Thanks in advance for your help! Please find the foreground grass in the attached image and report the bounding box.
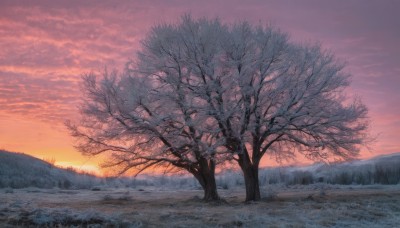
[1,185,400,227]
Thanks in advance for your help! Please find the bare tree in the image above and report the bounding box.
[219,33,369,201]
[214,24,369,201]
[67,68,227,201]
[135,15,370,201]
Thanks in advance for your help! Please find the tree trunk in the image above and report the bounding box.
[243,165,260,201]
[239,154,261,201]
[202,171,220,201]
[193,158,220,201]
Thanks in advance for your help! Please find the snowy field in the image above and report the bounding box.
[1,184,400,227]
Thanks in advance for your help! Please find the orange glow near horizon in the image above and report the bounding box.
[1,1,399,175]
[54,161,102,176]
[0,113,105,175]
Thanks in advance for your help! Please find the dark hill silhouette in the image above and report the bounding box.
[0,150,101,189]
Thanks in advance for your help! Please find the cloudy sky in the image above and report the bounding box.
[0,0,399,174]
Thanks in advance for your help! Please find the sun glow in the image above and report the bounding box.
[55,161,102,176]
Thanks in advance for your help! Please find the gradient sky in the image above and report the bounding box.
[1,0,399,174]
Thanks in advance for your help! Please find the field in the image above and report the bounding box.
[1,185,400,227]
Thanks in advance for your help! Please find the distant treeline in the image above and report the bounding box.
[120,156,400,190]
[217,160,400,189]
[1,150,399,190]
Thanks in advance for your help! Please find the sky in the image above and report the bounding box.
[0,0,399,175]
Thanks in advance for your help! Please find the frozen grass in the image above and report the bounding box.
[1,185,400,227]
[0,202,141,227]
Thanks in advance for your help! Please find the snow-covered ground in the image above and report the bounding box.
[1,184,400,227]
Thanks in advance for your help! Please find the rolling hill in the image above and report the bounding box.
[0,150,102,189]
